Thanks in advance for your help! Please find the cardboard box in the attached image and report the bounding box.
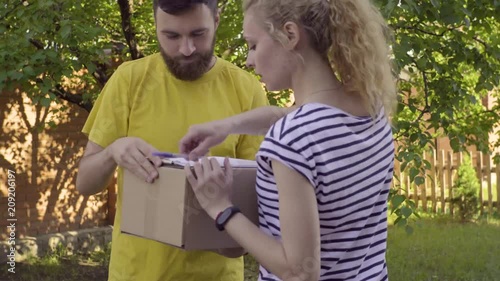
[121,157,259,250]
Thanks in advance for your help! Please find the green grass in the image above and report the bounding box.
[0,243,110,281]
[387,215,500,281]
[2,216,499,281]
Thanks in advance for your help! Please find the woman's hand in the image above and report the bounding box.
[179,120,231,161]
[184,157,234,219]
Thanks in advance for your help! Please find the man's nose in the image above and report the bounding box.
[179,38,195,56]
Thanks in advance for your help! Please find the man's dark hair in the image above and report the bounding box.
[153,0,218,16]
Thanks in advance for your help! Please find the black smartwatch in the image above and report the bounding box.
[215,206,241,231]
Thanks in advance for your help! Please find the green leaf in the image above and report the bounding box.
[61,25,72,39]
[403,0,419,13]
[430,0,441,8]
[394,216,401,226]
[423,159,432,170]
[400,161,408,172]
[23,66,35,76]
[40,97,51,107]
[409,133,419,143]
[397,218,408,227]
[391,194,406,211]
[414,176,425,186]
[409,167,420,182]
[87,62,97,74]
[407,200,416,209]
[401,206,413,218]
[47,121,57,128]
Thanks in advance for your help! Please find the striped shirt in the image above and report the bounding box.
[255,103,394,281]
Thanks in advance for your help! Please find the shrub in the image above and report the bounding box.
[451,154,480,222]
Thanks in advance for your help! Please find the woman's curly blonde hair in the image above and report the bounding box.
[243,0,397,118]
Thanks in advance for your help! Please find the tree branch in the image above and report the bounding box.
[117,0,143,60]
[92,62,109,87]
[422,77,429,107]
[51,84,93,112]
[402,58,431,123]
[33,78,93,112]
[29,38,44,50]
[472,36,490,50]
[393,23,460,37]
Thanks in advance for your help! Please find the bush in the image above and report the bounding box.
[451,154,480,222]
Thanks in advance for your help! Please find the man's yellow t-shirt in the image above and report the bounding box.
[82,53,268,281]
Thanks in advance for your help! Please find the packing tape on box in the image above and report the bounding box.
[144,185,160,237]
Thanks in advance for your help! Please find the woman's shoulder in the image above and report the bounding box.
[264,103,336,142]
[267,102,386,142]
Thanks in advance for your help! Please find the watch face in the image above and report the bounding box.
[218,209,232,223]
[216,206,240,231]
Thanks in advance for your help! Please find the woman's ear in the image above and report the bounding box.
[282,21,300,50]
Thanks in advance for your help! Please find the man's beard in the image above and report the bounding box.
[160,38,216,81]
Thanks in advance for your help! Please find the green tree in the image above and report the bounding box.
[376,0,499,230]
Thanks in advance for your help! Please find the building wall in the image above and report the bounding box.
[0,90,110,240]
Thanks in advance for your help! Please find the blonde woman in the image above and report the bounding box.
[181,0,397,280]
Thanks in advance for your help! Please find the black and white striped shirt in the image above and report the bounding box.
[255,103,394,281]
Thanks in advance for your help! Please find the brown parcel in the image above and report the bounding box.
[121,157,259,250]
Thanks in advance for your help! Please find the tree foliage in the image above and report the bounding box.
[375,0,499,229]
[1,0,499,228]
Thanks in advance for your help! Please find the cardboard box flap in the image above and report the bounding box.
[161,156,257,168]
[122,169,188,247]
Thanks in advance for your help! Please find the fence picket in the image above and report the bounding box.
[430,151,437,213]
[486,155,493,214]
[439,150,446,214]
[422,151,428,212]
[477,152,484,214]
[447,151,454,215]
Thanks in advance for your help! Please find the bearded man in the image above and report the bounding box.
[76,1,268,280]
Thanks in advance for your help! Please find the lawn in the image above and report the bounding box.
[1,215,499,281]
[386,215,500,281]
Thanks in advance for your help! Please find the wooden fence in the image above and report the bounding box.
[393,150,500,215]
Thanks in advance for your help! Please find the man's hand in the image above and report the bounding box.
[179,120,231,161]
[213,247,247,258]
[108,137,163,183]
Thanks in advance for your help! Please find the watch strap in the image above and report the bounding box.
[215,206,241,231]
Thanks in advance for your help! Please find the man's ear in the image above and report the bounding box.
[282,21,300,50]
[214,8,221,29]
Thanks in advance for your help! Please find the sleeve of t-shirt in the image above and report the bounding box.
[235,79,270,160]
[256,123,316,188]
[81,68,130,148]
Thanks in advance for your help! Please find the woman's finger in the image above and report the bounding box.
[184,164,197,187]
[210,158,226,184]
[224,157,232,176]
[201,157,213,175]
[224,157,233,184]
[192,162,203,185]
